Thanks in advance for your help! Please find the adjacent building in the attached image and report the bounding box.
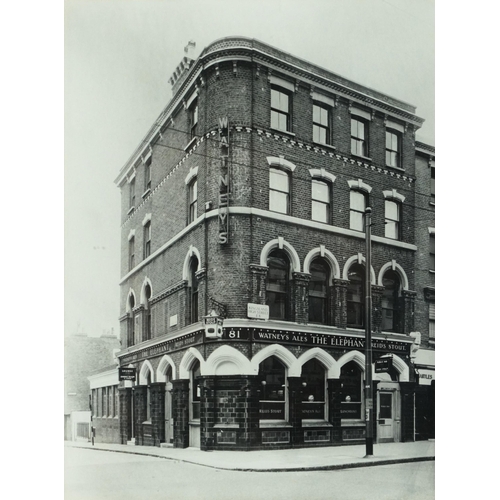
[64,333,120,441]
[114,37,435,450]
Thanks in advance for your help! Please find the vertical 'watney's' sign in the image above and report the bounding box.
[218,117,230,244]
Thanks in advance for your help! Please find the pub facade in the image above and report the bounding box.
[114,37,434,450]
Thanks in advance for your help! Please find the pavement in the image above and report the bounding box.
[65,439,435,472]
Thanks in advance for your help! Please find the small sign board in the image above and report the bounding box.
[247,303,269,320]
[119,367,136,381]
[375,357,393,373]
[366,398,373,410]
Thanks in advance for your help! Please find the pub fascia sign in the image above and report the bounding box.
[218,117,230,244]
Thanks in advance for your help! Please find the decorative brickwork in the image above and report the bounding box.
[150,382,166,446]
[172,379,190,448]
[287,377,304,446]
[332,279,349,329]
[292,272,311,325]
[328,378,342,443]
[402,290,417,334]
[133,386,147,445]
[249,264,268,305]
[372,285,385,333]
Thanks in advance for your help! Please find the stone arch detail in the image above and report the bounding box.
[140,277,153,305]
[377,261,410,290]
[138,359,155,385]
[126,289,137,313]
[266,156,296,172]
[290,347,339,378]
[182,245,202,281]
[259,238,301,272]
[250,344,297,374]
[303,246,341,282]
[342,254,376,284]
[179,347,205,379]
[156,354,177,382]
[337,350,366,373]
[205,345,256,376]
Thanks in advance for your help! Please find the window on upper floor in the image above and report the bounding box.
[430,166,435,197]
[351,117,368,157]
[308,258,330,324]
[189,100,198,139]
[381,270,403,333]
[127,294,135,347]
[143,284,152,342]
[189,257,199,324]
[386,130,401,168]
[128,237,135,271]
[347,264,365,329]
[313,103,330,145]
[385,199,401,240]
[271,86,291,132]
[429,233,435,272]
[269,167,290,215]
[429,303,435,341]
[266,250,291,321]
[143,221,151,259]
[188,178,198,223]
[311,179,330,223]
[350,190,367,232]
[144,157,152,193]
[129,178,136,209]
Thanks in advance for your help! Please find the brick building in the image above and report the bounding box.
[114,37,434,450]
[64,333,120,441]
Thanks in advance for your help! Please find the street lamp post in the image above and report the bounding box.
[364,207,374,457]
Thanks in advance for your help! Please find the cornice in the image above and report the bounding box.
[116,37,424,186]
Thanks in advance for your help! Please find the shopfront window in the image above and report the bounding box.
[340,362,363,420]
[259,356,286,421]
[301,359,326,420]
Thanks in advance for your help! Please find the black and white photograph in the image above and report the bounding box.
[11,0,500,498]
[63,1,438,498]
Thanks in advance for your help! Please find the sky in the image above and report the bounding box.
[64,0,435,338]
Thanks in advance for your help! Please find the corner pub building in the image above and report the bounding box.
[114,37,435,451]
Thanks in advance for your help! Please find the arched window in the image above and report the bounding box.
[311,179,330,223]
[308,258,329,324]
[190,360,201,421]
[347,264,365,328]
[340,361,363,420]
[382,270,402,332]
[269,167,290,214]
[143,284,152,341]
[266,250,290,321]
[143,221,151,258]
[189,257,199,324]
[258,356,287,421]
[127,294,135,347]
[128,237,135,271]
[301,359,326,420]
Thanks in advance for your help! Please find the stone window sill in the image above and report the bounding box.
[313,141,336,151]
[302,420,332,428]
[142,188,151,199]
[127,206,135,215]
[184,136,198,151]
[270,127,295,138]
[341,420,364,427]
[351,153,373,162]
[259,421,292,428]
[213,423,239,429]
